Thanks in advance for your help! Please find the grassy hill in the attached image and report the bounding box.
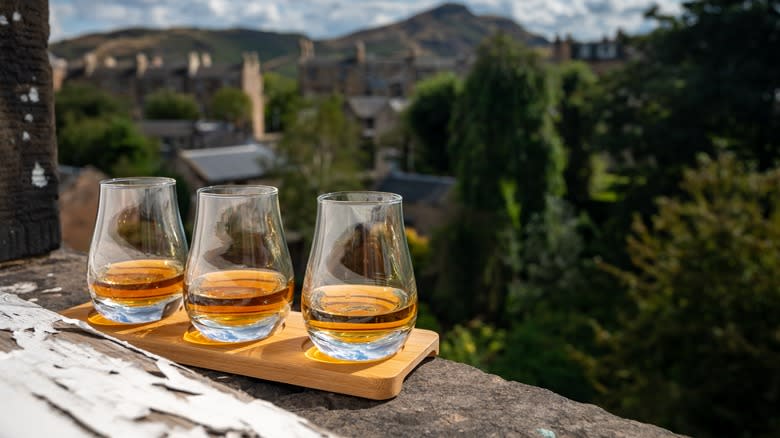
[50,3,547,76]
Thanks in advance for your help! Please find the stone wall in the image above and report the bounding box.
[0,249,684,438]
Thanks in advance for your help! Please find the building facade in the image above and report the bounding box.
[297,39,470,98]
[55,51,265,139]
[549,32,630,73]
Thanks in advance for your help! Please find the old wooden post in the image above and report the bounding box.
[0,0,60,261]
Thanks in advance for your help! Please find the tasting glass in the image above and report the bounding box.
[87,177,188,323]
[302,191,418,361]
[184,185,294,343]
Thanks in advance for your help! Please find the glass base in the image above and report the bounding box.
[307,328,411,362]
[91,295,181,324]
[189,314,284,343]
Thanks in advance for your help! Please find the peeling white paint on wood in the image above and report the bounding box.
[40,287,62,294]
[20,94,28,102]
[29,87,39,102]
[22,131,30,141]
[0,294,331,438]
[25,113,33,122]
[0,282,37,294]
[12,11,21,21]
[31,162,47,188]
[0,15,7,26]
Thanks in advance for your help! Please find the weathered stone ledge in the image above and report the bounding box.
[0,249,682,437]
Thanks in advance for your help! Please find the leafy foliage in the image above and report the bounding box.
[209,87,252,127]
[555,62,597,206]
[431,34,566,323]
[405,72,460,175]
[449,32,564,219]
[55,83,129,133]
[143,90,200,120]
[56,84,158,177]
[596,154,780,438]
[592,0,780,255]
[273,95,364,242]
[441,321,506,369]
[59,116,159,176]
[264,72,300,132]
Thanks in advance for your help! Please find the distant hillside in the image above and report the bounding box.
[50,27,305,75]
[50,3,547,75]
[317,3,548,58]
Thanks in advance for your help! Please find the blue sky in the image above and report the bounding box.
[50,0,683,42]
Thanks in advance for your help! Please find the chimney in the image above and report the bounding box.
[298,38,315,62]
[151,55,163,67]
[103,56,116,68]
[407,42,421,60]
[135,53,148,77]
[201,52,212,68]
[355,40,366,64]
[84,52,97,76]
[188,51,200,77]
[242,52,260,69]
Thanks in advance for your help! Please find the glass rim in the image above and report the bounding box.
[318,191,402,205]
[100,177,176,188]
[197,184,278,198]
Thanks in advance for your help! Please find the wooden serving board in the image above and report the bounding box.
[61,303,439,400]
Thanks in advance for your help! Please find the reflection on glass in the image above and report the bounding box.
[302,191,418,361]
[184,185,294,343]
[87,177,188,323]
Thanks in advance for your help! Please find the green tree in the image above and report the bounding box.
[55,83,129,134]
[263,72,300,132]
[143,90,200,120]
[405,72,460,175]
[450,33,564,219]
[58,116,158,176]
[592,0,780,256]
[273,95,364,242]
[597,154,780,438]
[555,62,597,206]
[209,87,252,127]
[431,33,565,322]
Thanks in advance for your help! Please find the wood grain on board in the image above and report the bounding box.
[61,303,440,400]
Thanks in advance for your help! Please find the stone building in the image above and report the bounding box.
[550,32,630,73]
[56,51,265,139]
[297,39,470,98]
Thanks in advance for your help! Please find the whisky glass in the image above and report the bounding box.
[184,186,294,343]
[302,191,418,361]
[87,177,188,323]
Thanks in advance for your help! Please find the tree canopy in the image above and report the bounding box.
[405,72,460,175]
[56,83,158,177]
[449,32,564,220]
[597,154,780,438]
[263,72,300,132]
[143,90,200,120]
[209,87,252,127]
[273,95,364,242]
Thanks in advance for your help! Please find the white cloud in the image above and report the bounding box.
[50,0,684,42]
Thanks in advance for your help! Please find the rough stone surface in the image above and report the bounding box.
[0,249,683,438]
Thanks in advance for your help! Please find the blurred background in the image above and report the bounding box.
[49,1,779,437]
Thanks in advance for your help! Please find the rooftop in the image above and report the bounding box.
[375,171,455,204]
[179,143,276,184]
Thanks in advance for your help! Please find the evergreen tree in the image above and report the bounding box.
[405,72,460,175]
[597,154,780,438]
[449,32,564,221]
[431,33,565,322]
[556,62,597,207]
